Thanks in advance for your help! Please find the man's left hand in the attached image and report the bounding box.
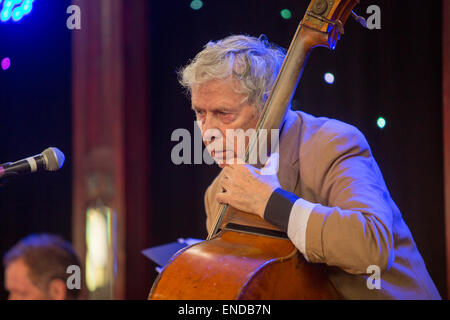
[216,152,282,219]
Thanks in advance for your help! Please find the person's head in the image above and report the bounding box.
[179,34,286,167]
[3,233,82,300]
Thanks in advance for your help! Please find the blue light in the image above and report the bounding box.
[22,0,32,13]
[0,0,34,22]
[12,8,22,21]
[324,72,335,84]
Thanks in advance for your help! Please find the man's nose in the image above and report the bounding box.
[201,115,226,146]
[201,113,219,141]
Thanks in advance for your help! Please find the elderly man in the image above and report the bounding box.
[3,233,83,300]
[179,34,441,299]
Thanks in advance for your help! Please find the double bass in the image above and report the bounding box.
[150,0,361,299]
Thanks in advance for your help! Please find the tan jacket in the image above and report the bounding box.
[204,110,441,300]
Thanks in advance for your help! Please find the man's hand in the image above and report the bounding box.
[216,153,282,219]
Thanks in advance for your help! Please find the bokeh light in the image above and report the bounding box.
[190,0,203,10]
[377,117,386,129]
[0,0,35,22]
[324,72,335,84]
[280,9,292,20]
[1,57,11,71]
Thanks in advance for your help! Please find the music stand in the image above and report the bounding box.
[142,238,202,273]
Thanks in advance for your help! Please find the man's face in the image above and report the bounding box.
[4,258,50,300]
[191,78,259,168]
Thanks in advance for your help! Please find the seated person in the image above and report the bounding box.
[183,34,441,299]
[3,233,83,300]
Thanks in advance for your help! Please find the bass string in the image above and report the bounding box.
[206,22,306,240]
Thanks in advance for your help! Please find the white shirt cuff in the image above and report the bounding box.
[287,198,318,262]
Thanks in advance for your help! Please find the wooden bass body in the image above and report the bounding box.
[149,229,339,300]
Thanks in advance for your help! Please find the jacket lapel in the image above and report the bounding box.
[277,110,302,195]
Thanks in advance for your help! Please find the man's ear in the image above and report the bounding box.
[48,279,67,300]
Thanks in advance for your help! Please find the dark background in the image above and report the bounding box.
[0,0,446,299]
[0,0,72,300]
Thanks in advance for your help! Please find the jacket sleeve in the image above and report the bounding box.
[303,120,395,275]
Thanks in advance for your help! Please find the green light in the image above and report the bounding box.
[190,0,203,10]
[280,9,292,20]
[377,117,386,129]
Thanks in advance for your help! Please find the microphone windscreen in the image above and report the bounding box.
[43,147,65,171]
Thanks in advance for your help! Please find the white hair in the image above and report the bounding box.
[179,34,286,110]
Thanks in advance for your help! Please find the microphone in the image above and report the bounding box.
[0,147,65,179]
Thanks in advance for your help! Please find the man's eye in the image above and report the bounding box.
[219,112,235,123]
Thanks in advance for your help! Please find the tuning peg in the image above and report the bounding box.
[351,10,368,29]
